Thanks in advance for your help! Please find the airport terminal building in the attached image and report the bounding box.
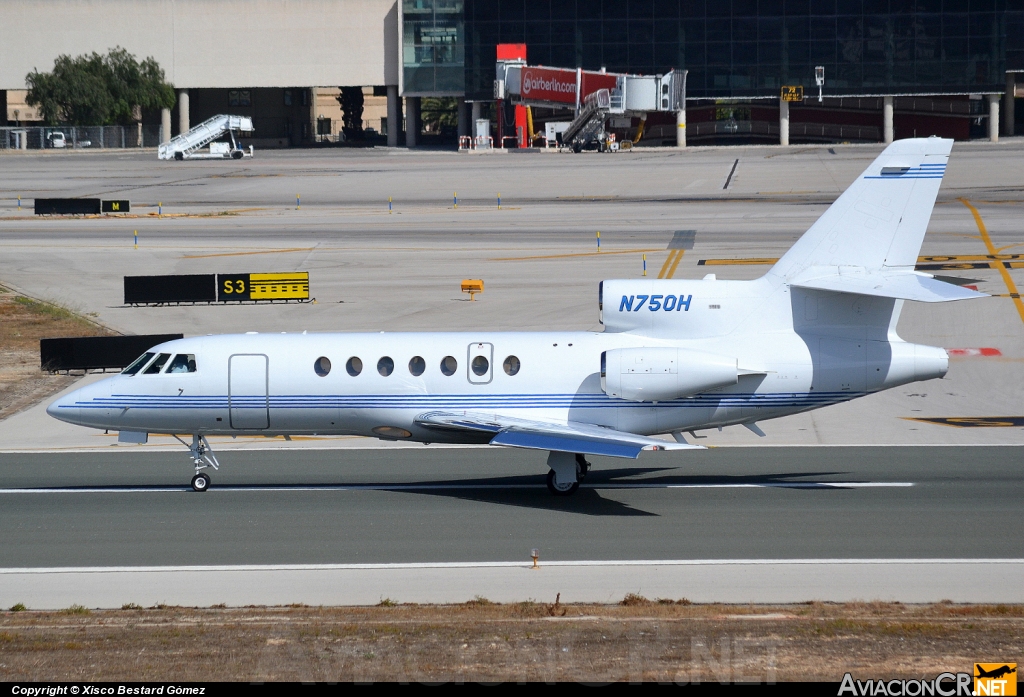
[1,0,1022,148]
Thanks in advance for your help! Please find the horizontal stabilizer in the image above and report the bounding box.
[790,267,987,302]
[415,410,699,459]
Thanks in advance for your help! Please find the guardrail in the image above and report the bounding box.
[41,334,184,372]
[125,273,311,306]
[459,136,494,151]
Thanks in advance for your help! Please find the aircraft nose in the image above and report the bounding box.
[46,392,81,424]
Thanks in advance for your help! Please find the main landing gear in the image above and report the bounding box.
[545,452,591,496]
[173,434,220,492]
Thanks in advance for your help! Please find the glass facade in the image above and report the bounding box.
[403,0,466,95]
[464,0,1024,100]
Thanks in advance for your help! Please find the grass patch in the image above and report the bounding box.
[620,593,651,607]
[377,598,397,607]
[121,603,143,610]
[13,295,81,321]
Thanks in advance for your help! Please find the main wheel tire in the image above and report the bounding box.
[546,469,579,496]
[191,473,210,492]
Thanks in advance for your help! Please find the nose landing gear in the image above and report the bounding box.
[173,434,220,492]
[545,451,592,496]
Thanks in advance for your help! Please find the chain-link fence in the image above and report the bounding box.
[0,125,164,150]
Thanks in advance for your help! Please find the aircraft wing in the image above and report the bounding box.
[790,266,988,302]
[414,410,702,459]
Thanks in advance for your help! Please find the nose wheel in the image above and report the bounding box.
[174,434,220,492]
[191,473,210,492]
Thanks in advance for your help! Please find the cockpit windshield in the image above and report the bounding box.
[121,352,155,375]
[166,354,197,373]
[143,353,171,374]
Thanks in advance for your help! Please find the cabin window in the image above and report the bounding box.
[409,356,425,376]
[346,357,362,376]
[314,356,331,377]
[122,352,155,375]
[377,356,394,376]
[471,355,489,376]
[143,353,171,374]
[167,354,197,373]
[440,355,457,376]
[503,355,521,376]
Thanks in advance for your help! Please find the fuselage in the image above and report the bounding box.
[47,275,949,442]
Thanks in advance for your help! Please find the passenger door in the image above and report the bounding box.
[229,354,269,429]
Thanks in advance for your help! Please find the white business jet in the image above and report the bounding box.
[48,138,982,494]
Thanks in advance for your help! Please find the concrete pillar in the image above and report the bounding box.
[676,108,686,147]
[988,94,999,143]
[178,89,190,135]
[457,98,469,138]
[883,96,894,144]
[779,100,789,146]
[160,108,171,143]
[310,88,319,143]
[386,85,400,147]
[472,101,481,123]
[1005,73,1015,137]
[405,96,420,148]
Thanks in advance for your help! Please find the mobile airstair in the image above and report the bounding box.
[158,114,254,161]
[560,89,614,152]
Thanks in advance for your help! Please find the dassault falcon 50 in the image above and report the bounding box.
[49,138,982,494]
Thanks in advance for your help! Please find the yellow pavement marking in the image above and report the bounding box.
[667,249,685,278]
[699,253,1024,266]
[491,248,659,261]
[657,249,686,279]
[183,247,315,259]
[903,416,1024,428]
[959,198,1024,326]
[699,257,780,266]
[657,250,679,278]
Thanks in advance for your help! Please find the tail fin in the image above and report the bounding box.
[769,137,953,280]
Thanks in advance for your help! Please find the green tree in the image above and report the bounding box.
[337,86,364,139]
[26,47,174,126]
[421,97,458,135]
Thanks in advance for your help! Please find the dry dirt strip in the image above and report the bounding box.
[1,559,1022,609]
[1,602,1022,682]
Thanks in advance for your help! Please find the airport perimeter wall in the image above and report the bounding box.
[0,0,399,91]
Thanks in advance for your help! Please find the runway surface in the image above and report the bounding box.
[2,445,1021,567]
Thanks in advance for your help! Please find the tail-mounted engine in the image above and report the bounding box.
[601,347,738,402]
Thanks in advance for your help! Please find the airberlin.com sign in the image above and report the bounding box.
[518,68,618,105]
[520,68,578,104]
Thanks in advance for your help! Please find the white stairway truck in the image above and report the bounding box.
[158,115,254,161]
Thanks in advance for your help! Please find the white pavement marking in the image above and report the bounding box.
[1,560,1021,607]
[0,482,915,494]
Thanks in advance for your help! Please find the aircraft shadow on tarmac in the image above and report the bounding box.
[381,467,855,517]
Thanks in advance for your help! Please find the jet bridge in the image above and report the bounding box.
[495,59,686,150]
[158,114,254,161]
